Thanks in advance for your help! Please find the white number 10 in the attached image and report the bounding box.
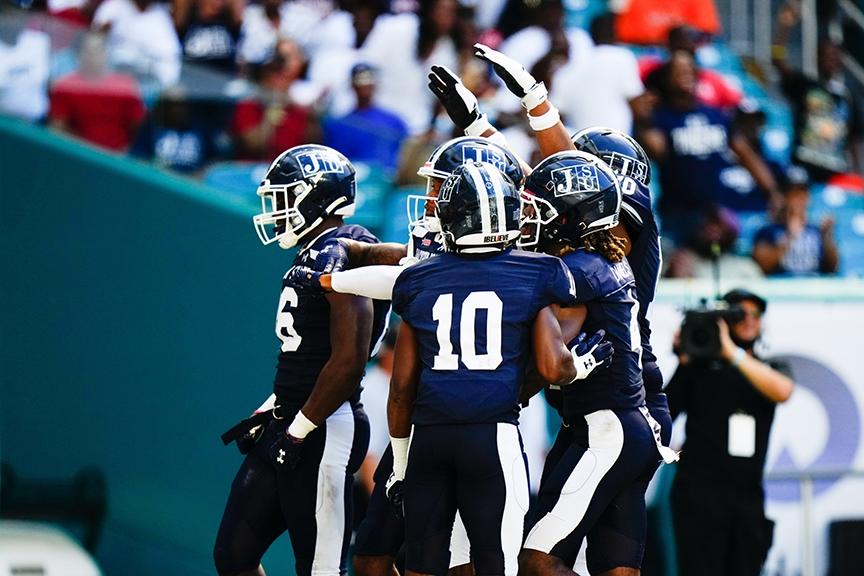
[432,291,503,370]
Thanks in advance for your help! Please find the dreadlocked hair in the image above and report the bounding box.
[580,229,627,263]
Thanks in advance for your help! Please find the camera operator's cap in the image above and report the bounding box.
[351,63,377,86]
[722,288,767,314]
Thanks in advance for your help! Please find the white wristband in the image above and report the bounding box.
[521,81,548,110]
[528,105,560,131]
[288,410,317,439]
[390,436,410,480]
[465,114,493,137]
[732,347,747,367]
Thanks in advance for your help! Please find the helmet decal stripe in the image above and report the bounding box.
[466,163,493,235]
[491,168,507,234]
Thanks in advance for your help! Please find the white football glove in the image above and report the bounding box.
[473,43,548,110]
[569,329,614,383]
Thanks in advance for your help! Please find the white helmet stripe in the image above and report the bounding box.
[490,169,507,234]
[466,163,493,235]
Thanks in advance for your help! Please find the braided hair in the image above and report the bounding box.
[580,229,627,263]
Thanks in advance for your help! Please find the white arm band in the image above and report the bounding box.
[527,104,561,131]
[390,436,410,480]
[329,265,404,300]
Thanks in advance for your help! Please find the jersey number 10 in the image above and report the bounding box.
[432,291,503,371]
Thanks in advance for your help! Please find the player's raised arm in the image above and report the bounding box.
[473,43,576,157]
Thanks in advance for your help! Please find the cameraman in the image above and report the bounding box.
[666,289,795,576]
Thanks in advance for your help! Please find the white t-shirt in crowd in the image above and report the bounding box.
[493,25,593,114]
[360,13,458,135]
[0,29,50,121]
[306,10,362,117]
[93,0,181,86]
[551,43,643,134]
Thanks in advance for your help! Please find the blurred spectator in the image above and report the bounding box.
[497,0,592,91]
[0,27,50,121]
[49,33,145,152]
[665,206,764,279]
[615,0,721,46]
[236,0,283,67]
[173,0,244,73]
[237,0,338,67]
[323,63,408,172]
[551,12,644,133]
[772,2,862,181]
[93,0,181,86]
[641,24,742,110]
[132,88,219,173]
[641,51,779,244]
[308,0,386,117]
[231,40,320,161]
[360,0,460,135]
[734,98,786,183]
[752,166,839,276]
[48,0,99,26]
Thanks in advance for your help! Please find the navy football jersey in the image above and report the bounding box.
[273,225,390,408]
[560,249,646,417]
[620,177,662,371]
[407,221,445,261]
[392,249,577,425]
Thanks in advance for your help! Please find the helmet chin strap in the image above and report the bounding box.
[423,217,441,233]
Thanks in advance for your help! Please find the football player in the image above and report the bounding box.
[282,136,525,576]
[431,51,678,575]
[214,144,390,576]
[518,151,676,576]
[387,161,591,576]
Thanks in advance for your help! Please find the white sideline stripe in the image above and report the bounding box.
[523,410,624,553]
[449,512,471,568]
[498,423,530,576]
[312,401,354,575]
[466,164,493,235]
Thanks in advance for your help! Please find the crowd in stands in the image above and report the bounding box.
[1,0,862,277]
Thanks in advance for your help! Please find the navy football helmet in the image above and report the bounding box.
[409,137,524,233]
[520,151,621,249]
[436,161,522,254]
[571,127,651,186]
[253,145,356,249]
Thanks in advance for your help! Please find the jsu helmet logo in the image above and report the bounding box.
[297,151,345,177]
[461,146,507,172]
[438,175,458,202]
[604,152,648,184]
[550,164,600,196]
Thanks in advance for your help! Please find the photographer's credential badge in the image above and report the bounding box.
[728,412,757,458]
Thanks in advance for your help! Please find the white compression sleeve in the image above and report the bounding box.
[329,265,404,300]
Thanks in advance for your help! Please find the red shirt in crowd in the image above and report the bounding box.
[640,57,742,110]
[231,100,311,161]
[49,72,145,151]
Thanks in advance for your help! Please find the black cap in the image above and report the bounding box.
[722,288,767,313]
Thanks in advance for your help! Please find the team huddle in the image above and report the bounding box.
[215,44,679,576]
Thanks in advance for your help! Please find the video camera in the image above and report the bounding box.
[679,299,746,359]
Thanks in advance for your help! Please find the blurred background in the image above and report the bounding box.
[0,0,862,574]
